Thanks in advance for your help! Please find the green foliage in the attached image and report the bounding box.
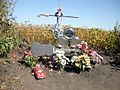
[0,0,20,57]
[0,36,20,57]
[104,23,120,53]
[24,56,36,69]
[0,0,15,34]
[105,31,116,51]
[0,37,13,56]
[113,22,120,53]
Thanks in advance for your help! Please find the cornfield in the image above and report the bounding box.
[75,28,109,50]
[18,24,120,52]
[19,24,55,44]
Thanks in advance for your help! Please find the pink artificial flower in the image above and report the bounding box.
[77,41,88,52]
[88,50,103,63]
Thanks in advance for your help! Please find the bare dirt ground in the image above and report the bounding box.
[0,54,120,90]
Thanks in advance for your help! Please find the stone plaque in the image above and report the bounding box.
[31,42,54,57]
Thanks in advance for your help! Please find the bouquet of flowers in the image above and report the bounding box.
[53,50,69,70]
[87,50,103,64]
[73,54,92,70]
[24,49,36,68]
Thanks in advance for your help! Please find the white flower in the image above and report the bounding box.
[61,59,66,66]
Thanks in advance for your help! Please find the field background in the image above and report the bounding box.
[18,24,120,53]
